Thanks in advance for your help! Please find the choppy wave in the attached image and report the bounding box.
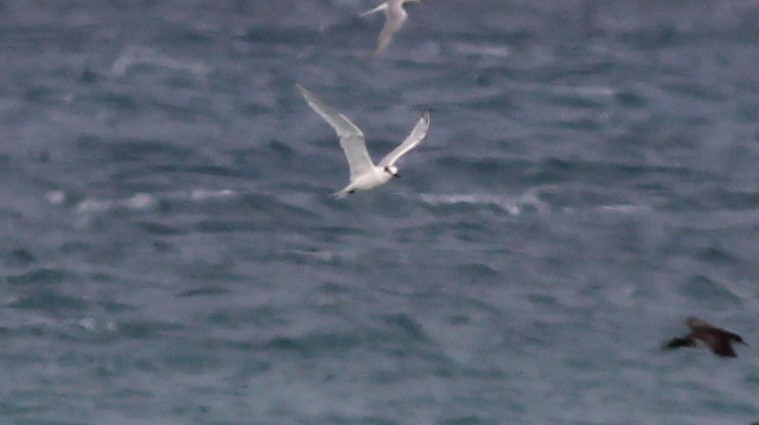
[3,1,759,424]
[111,46,211,79]
[419,190,547,215]
[45,189,238,216]
[419,188,655,216]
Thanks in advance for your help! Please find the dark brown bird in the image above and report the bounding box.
[663,317,747,358]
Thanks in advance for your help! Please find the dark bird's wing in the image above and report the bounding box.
[725,330,747,345]
[663,336,695,350]
[700,333,738,357]
[710,338,738,357]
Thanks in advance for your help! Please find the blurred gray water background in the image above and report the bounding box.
[1,0,759,424]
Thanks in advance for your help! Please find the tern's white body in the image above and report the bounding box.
[297,84,430,198]
[360,0,422,57]
[345,166,394,193]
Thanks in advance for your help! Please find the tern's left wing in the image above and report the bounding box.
[297,84,375,180]
[370,4,407,57]
[359,2,387,17]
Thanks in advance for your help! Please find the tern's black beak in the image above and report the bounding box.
[394,173,401,178]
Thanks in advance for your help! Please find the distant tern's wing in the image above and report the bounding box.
[359,2,387,17]
[297,85,375,180]
[370,6,407,57]
[379,111,430,167]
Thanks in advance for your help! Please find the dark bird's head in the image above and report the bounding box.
[384,165,400,178]
[686,317,709,329]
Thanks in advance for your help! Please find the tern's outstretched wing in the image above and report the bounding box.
[370,2,408,57]
[378,111,430,167]
[359,2,387,17]
[297,85,375,180]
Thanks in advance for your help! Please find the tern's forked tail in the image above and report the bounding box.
[333,185,353,199]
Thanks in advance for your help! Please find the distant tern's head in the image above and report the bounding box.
[384,165,400,178]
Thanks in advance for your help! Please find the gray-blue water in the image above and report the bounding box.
[2,1,759,424]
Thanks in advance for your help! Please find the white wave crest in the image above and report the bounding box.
[46,189,239,216]
[112,46,210,79]
[420,189,549,215]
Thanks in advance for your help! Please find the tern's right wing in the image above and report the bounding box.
[297,85,375,180]
[378,111,430,168]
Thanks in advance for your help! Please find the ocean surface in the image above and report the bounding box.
[1,1,759,424]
